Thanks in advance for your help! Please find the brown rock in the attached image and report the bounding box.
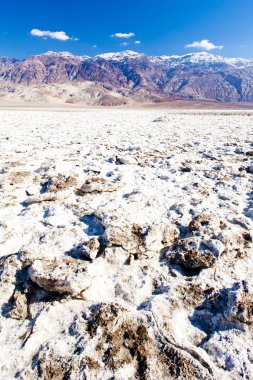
[9,290,29,320]
[225,282,253,324]
[169,237,217,270]
[28,257,89,296]
[79,237,100,261]
[78,176,122,194]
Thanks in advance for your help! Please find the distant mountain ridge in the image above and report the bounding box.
[1,50,253,105]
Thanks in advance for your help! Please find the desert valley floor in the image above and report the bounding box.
[0,108,253,379]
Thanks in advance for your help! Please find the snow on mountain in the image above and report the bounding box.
[92,50,253,69]
[177,52,253,68]
[35,51,90,61]
[36,51,76,58]
[8,50,253,68]
[224,57,253,68]
[95,50,144,61]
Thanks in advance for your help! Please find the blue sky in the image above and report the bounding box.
[0,0,252,59]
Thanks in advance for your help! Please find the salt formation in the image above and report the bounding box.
[0,109,252,379]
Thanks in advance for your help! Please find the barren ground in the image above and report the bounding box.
[0,109,252,379]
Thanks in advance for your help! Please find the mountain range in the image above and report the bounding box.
[1,50,253,105]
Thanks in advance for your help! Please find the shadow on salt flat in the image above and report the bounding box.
[80,214,105,236]
[244,190,253,220]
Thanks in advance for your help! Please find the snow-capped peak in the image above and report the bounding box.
[96,50,143,61]
[35,51,90,60]
[180,52,226,64]
[44,51,75,57]
[224,57,253,68]
[171,52,253,68]
[24,50,253,69]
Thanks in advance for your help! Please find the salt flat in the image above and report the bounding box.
[0,109,253,379]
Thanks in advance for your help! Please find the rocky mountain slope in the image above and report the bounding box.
[1,51,253,104]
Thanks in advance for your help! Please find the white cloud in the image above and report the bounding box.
[112,32,135,38]
[134,40,141,44]
[30,29,77,41]
[120,42,129,46]
[92,44,98,48]
[185,39,223,51]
